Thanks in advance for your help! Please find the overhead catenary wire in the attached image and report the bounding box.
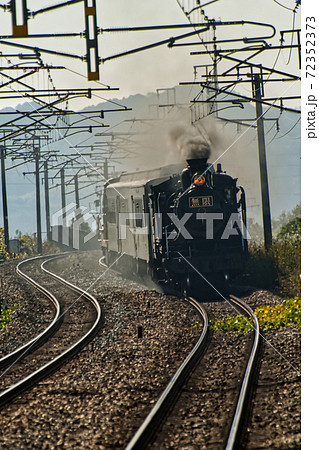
[276,116,300,139]
[271,0,296,12]
[267,116,300,145]
[285,10,296,65]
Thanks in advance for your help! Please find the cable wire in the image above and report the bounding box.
[271,0,296,12]
[285,10,296,65]
[277,116,300,138]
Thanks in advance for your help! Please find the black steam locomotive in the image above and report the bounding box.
[101,157,248,298]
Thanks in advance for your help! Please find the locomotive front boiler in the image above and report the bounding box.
[158,157,248,296]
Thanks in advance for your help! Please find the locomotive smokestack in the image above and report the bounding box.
[182,158,209,190]
[186,158,208,176]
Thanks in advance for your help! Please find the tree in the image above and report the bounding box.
[277,216,301,240]
[272,204,301,236]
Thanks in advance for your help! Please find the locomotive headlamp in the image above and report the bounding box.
[194,175,205,186]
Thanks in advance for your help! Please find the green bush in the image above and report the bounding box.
[240,214,301,297]
[210,315,254,333]
[210,297,301,333]
[18,233,37,256]
[271,237,301,297]
[277,216,301,240]
[0,305,19,329]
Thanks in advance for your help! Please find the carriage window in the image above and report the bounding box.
[134,199,144,227]
[134,199,143,211]
[120,199,128,212]
[107,197,116,223]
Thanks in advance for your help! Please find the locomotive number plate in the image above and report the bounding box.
[189,196,213,208]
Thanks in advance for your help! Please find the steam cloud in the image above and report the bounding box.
[118,103,266,226]
[168,123,211,160]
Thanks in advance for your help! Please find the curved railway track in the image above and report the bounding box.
[0,253,103,408]
[98,255,108,269]
[99,254,260,449]
[0,255,62,370]
[0,252,298,448]
[125,294,260,450]
[226,295,260,449]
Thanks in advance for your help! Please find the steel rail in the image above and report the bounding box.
[225,295,260,450]
[125,296,209,450]
[99,254,259,447]
[0,253,103,407]
[0,255,63,369]
[98,256,108,268]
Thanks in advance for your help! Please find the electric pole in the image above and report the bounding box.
[252,74,272,249]
[0,145,9,250]
[44,161,51,241]
[34,142,42,253]
[60,168,66,227]
[74,174,80,210]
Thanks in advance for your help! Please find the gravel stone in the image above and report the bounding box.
[0,259,56,357]
[0,252,300,448]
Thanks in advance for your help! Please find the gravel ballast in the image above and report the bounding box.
[0,252,300,448]
[0,260,56,357]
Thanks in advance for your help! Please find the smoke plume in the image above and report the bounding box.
[168,123,211,160]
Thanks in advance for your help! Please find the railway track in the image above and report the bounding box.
[0,253,103,408]
[98,255,107,269]
[99,254,260,448]
[0,252,299,448]
[0,255,62,370]
[225,295,260,449]
[125,294,260,450]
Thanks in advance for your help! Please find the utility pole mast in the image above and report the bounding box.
[0,145,9,250]
[34,142,42,253]
[44,161,51,241]
[74,174,80,210]
[60,168,66,227]
[252,74,272,249]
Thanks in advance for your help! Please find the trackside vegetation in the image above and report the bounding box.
[243,207,301,298]
[0,230,60,261]
[0,228,8,262]
[209,208,301,333]
[210,297,301,333]
[212,211,301,332]
[0,305,18,330]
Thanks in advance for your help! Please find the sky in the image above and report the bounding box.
[0,0,301,108]
[0,0,302,235]
[0,0,301,231]
[1,1,316,442]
